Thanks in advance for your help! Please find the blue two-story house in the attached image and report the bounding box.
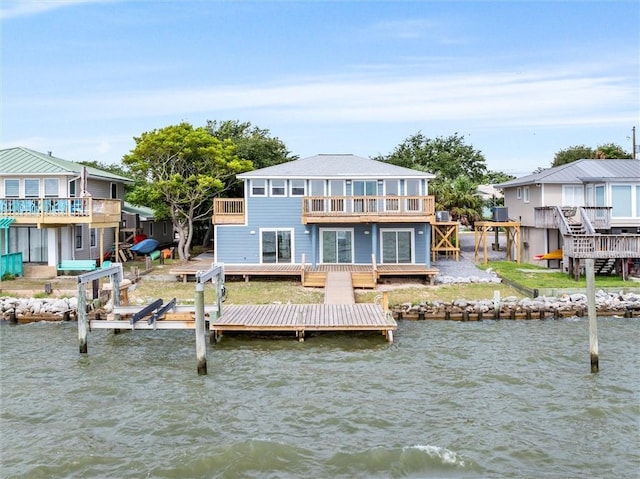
[213,154,437,284]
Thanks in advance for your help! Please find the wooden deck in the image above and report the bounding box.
[170,262,438,287]
[99,303,396,342]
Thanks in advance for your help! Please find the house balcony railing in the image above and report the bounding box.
[213,198,245,224]
[302,195,436,224]
[534,206,611,230]
[0,197,122,226]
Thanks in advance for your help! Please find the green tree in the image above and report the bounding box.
[79,160,133,180]
[552,143,631,167]
[593,143,632,159]
[123,122,252,260]
[374,132,488,183]
[376,132,491,224]
[206,120,296,172]
[430,175,483,226]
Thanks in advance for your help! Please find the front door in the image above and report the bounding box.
[321,229,353,264]
[381,229,413,264]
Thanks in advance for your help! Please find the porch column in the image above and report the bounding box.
[47,228,58,267]
[311,225,317,268]
[425,224,431,268]
[370,224,378,262]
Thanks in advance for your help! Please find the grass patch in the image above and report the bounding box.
[481,261,629,290]
[129,278,324,305]
[356,283,524,307]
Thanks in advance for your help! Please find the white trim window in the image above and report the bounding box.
[25,179,40,197]
[75,225,83,249]
[90,228,96,247]
[4,179,19,197]
[611,184,639,218]
[562,185,584,207]
[270,179,286,197]
[44,178,59,197]
[516,187,522,200]
[251,179,266,197]
[523,186,530,204]
[290,179,305,196]
[110,183,117,199]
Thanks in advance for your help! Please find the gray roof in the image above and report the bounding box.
[0,146,132,183]
[496,159,640,188]
[237,154,435,179]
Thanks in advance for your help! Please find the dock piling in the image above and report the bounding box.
[586,259,599,373]
[195,282,207,375]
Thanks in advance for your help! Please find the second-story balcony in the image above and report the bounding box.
[212,196,436,225]
[302,195,436,224]
[0,197,122,227]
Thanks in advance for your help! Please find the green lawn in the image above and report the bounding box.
[482,261,629,289]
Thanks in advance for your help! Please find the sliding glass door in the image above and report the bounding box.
[321,229,353,264]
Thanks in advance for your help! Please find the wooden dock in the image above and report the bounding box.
[99,303,396,342]
[211,303,396,342]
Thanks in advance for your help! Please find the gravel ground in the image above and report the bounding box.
[433,230,505,283]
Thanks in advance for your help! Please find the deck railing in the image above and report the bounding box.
[0,197,121,224]
[564,234,640,259]
[302,195,435,223]
[213,198,245,224]
[534,206,610,230]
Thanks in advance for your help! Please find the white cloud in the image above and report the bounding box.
[0,0,115,19]
[10,65,635,130]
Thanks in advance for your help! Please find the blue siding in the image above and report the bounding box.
[215,179,432,266]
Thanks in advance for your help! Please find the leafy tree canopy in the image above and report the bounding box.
[206,120,297,171]
[552,143,632,167]
[374,132,488,183]
[123,122,252,259]
[79,160,133,180]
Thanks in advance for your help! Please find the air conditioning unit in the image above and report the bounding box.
[492,207,508,222]
[436,211,450,222]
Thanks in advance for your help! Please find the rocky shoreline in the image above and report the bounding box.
[393,290,640,320]
[2,289,639,323]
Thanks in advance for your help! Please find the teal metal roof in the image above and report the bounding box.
[0,218,16,229]
[0,147,132,183]
[123,202,155,221]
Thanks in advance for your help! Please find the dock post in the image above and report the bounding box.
[78,283,88,354]
[585,258,599,373]
[195,282,207,375]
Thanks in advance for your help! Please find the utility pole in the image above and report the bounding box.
[633,126,637,160]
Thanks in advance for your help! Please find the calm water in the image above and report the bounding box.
[1,318,639,479]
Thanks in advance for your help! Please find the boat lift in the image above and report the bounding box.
[76,263,225,375]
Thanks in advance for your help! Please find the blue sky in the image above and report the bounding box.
[1,0,638,176]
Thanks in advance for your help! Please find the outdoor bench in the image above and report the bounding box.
[57,260,97,272]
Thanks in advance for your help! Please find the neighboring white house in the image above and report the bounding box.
[0,147,131,276]
[496,159,640,275]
